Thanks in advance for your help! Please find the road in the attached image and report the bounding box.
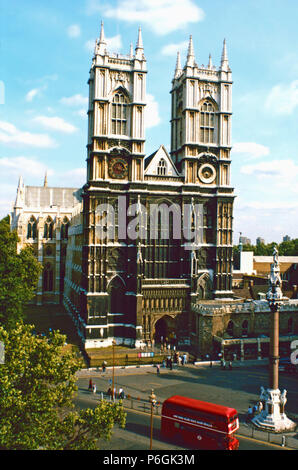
[74,361,298,451]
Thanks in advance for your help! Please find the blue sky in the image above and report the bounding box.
[0,0,298,244]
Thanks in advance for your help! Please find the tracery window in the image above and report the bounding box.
[200,101,216,143]
[111,92,128,135]
[27,216,37,239]
[157,158,167,176]
[60,217,69,240]
[43,263,54,292]
[44,216,54,239]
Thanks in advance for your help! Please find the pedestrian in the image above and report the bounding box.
[246,405,253,422]
[88,378,93,390]
[102,361,106,373]
[257,401,263,413]
[118,387,124,399]
[162,359,166,368]
[107,387,112,397]
[253,404,258,415]
[183,353,187,364]
[169,358,173,370]
[210,360,213,368]
[92,383,97,395]
[157,364,160,374]
[228,361,232,370]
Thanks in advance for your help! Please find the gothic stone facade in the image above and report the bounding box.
[67,26,235,349]
[11,26,237,351]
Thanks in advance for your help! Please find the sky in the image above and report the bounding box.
[0,0,298,245]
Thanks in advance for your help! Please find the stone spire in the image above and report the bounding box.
[98,21,107,55]
[220,38,229,71]
[174,51,182,78]
[186,35,195,67]
[135,27,144,59]
[208,53,213,69]
[15,175,24,208]
[44,171,48,188]
[129,42,134,58]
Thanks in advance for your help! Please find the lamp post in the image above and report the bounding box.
[252,248,296,432]
[149,389,156,450]
[112,339,116,400]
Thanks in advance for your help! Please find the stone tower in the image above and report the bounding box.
[170,37,234,298]
[82,24,148,348]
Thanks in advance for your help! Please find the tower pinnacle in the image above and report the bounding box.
[186,35,195,67]
[174,51,182,78]
[135,27,144,59]
[220,38,229,71]
[98,21,107,55]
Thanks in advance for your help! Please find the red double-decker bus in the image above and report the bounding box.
[161,395,239,450]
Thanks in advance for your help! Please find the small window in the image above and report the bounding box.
[27,216,37,239]
[242,320,248,337]
[227,320,234,337]
[157,158,167,176]
[44,217,54,239]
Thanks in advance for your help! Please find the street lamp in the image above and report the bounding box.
[252,248,296,432]
[112,339,116,400]
[149,389,156,450]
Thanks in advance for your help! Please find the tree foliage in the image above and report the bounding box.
[0,217,42,328]
[0,323,126,450]
[234,239,298,257]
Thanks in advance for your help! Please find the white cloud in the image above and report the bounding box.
[0,156,50,178]
[67,24,81,38]
[32,116,78,134]
[85,34,122,53]
[56,167,86,187]
[265,80,298,115]
[25,88,40,102]
[91,0,205,35]
[241,159,298,180]
[60,94,88,107]
[232,142,270,160]
[161,40,189,57]
[0,121,56,148]
[145,93,161,129]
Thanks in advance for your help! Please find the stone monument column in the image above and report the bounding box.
[252,248,296,432]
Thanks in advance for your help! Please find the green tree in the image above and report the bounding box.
[0,216,42,328]
[0,323,126,450]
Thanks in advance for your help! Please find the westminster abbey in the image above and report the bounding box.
[11,24,235,352]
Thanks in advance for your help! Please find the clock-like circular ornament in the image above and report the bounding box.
[109,158,128,179]
[198,163,216,184]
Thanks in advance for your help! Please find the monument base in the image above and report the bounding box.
[252,387,296,433]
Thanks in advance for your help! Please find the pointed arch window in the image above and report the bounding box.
[242,320,249,337]
[111,91,128,136]
[227,320,234,337]
[200,101,216,143]
[27,216,37,239]
[157,158,167,176]
[61,217,70,240]
[43,263,54,292]
[44,216,54,239]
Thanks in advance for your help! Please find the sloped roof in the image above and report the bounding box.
[24,186,82,209]
[144,145,180,177]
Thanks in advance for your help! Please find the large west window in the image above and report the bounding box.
[200,101,216,143]
[111,92,128,135]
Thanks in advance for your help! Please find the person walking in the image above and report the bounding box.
[92,383,97,395]
[156,364,160,375]
[246,405,253,423]
[88,378,93,391]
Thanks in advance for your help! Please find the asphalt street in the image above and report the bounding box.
[74,360,298,452]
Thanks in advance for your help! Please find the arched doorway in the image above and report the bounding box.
[154,315,177,345]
